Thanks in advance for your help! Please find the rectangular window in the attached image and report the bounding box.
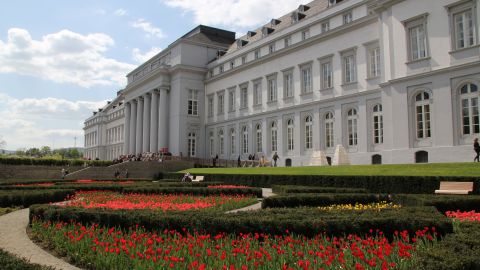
[217,92,224,114]
[240,86,248,109]
[271,128,277,152]
[343,12,353,24]
[188,89,198,116]
[269,43,276,54]
[301,65,312,93]
[302,29,310,40]
[409,24,427,60]
[253,81,262,105]
[342,52,357,84]
[219,65,224,74]
[373,115,384,144]
[207,96,214,117]
[228,90,235,112]
[242,55,247,64]
[284,36,292,47]
[254,49,260,59]
[284,71,294,98]
[453,9,476,49]
[368,47,381,78]
[321,21,330,33]
[321,61,333,89]
[267,76,277,102]
[230,61,235,69]
[325,121,334,148]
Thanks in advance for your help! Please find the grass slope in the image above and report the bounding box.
[180,163,480,177]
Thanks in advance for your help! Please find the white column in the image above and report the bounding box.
[158,87,169,150]
[136,97,144,154]
[150,90,159,152]
[142,93,151,152]
[130,100,137,154]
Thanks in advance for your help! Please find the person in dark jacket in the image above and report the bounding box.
[237,155,241,167]
[474,138,480,162]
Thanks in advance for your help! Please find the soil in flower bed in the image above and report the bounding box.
[61,191,258,212]
[31,219,438,270]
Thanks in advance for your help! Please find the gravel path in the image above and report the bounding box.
[0,208,81,270]
[226,188,275,213]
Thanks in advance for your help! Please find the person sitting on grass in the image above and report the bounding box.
[181,172,192,182]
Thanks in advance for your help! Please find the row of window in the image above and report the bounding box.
[207,44,380,117]
[107,109,125,121]
[106,125,125,144]
[85,132,97,148]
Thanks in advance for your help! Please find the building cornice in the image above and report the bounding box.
[206,14,378,83]
[206,88,382,127]
[123,67,171,95]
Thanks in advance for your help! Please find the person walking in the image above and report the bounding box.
[272,152,279,167]
[237,155,241,167]
[474,138,480,162]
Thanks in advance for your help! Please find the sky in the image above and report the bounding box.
[0,0,306,150]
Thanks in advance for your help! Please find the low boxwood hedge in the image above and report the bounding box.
[123,187,263,198]
[416,222,480,270]
[29,205,452,238]
[271,185,368,194]
[0,189,74,207]
[0,157,112,166]
[262,193,389,208]
[0,249,54,270]
[165,173,480,194]
[392,194,480,213]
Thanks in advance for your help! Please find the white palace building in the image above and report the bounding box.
[84,0,480,166]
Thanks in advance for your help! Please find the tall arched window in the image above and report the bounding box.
[305,115,313,150]
[218,129,224,155]
[209,131,214,157]
[271,121,278,152]
[460,83,479,135]
[372,104,383,144]
[287,119,294,151]
[347,108,358,146]
[242,126,249,154]
[187,132,196,157]
[230,128,236,155]
[415,91,431,139]
[256,124,263,153]
[325,112,334,148]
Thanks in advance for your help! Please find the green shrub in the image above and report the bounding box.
[262,193,389,208]
[0,189,74,207]
[165,173,480,194]
[30,205,452,238]
[392,194,480,213]
[0,157,112,167]
[416,222,480,270]
[0,249,54,270]
[123,187,263,198]
[271,185,368,194]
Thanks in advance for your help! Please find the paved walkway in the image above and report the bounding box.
[0,209,81,270]
[226,188,275,213]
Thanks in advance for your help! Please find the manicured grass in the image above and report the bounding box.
[180,162,480,177]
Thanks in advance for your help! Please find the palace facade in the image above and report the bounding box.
[84,0,480,166]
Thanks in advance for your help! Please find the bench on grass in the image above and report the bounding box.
[435,181,474,195]
[192,175,204,182]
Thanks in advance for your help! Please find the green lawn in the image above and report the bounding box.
[180,163,480,177]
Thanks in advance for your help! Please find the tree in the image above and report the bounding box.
[40,146,52,157]
[15,149,26,156]
[0,136,5,149]
[68,148,81,159]
[26,147,41,157]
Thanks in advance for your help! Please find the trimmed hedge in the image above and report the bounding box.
[262,193,389,208]
[0,157,112,167]
[271,185,368,194]
[0,189,74,207]
[29,205,452,238]
[123,187,263,198]
[392,194,480,213]
[165,173,480,194]
[0,249,54,270]
[416,222,480,270]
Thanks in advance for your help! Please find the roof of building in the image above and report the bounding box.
[224,0,331,55]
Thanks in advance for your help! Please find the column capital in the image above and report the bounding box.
[158,85,170,92]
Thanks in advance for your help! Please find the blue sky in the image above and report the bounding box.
[0,0,305,150]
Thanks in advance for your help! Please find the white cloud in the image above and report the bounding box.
[0,28,135,88]
[0,93,107,149]
[163,0,305,28]
[131,19,165,38]
[132,47,162,63]
[114,9,127,16]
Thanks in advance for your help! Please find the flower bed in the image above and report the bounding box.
[61,191,257,211]
[445,210,480,222]
[318,202,401,212]
[31,219,438,270]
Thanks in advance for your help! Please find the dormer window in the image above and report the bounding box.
[270,19,281,26]
[291,12,306,24]
[236,39,248,48]
[262,27,274,37]
[298,5,310,12]
[328,0,344,6]
[247,31,257,38]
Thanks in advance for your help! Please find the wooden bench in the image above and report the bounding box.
[192,175,204,182]
[435,181,474,195]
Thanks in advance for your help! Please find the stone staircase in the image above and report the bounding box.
[64,160,195,180]
[0,165,84,180]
